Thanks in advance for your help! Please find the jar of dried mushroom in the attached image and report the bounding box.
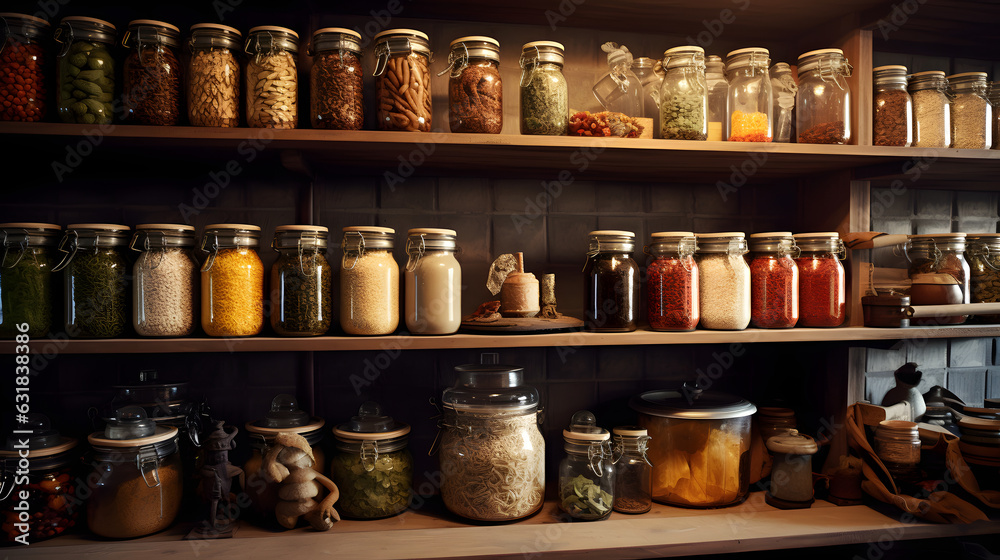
[948,72,992,149]
[310,27,363,130]
[0,223,59,338]
[796,49,852,144]
[271,225,332,337]
[186,23,241,127]
[873,65,912,147]
[658,46,708,140]
[748,232,799,329]
[53,224,131,339]
[444,36,502,134]
[404,228,461,335]
[130,224,198,337]
[341,226,398,335]
[793,232,846,327]
[584,230,638,332]
[245,26,298,129]
[905,233,970,304]
[968,234,1000,322]
[122,20,182,126]
[0,13,49,122]
[519,41,567,135]
[725,48,772,142]
[53,16,116,125]
[909,71,951,148]
[373,29,431,132]
[200,224,264,337]
[559,410,614,521]
[696,232,750,330]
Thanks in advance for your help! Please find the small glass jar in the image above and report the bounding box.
[310,27,363,130]
[122,20,182,125]
[130,224,198,337]
[519,41,567,136]
[186,23,242,127]
[793,232,846,327]
[611,426,652,514]
[909,71,951,148]
[770,62,797,143]
[764,429,818,509]
[631,57,661,138]
[200,224,264,337]
[245,26,298,129]
[0,223,59,338]
[695,232,750,330]
[646,232,699,331]
[584,230,638,332]
[559,411,613,521]
[874,420,921,478]
[373,29,431,132]
[271,225,332,337]
[658,46,707,140]
[445,36,502,134]
[872,65,912,147]
[989,81,1000,151]
[905,233,970,304]
[53,16,116,125]
[404,228,461,335]
[748,232,799,329]
[948,72,992,149]
[53,224,131,339]
[0,13,49,122]
[967,234,1000,322]
[796,49,852,144]
[705,55,727,141]
[341,226,398,335]
[725,47,772,142]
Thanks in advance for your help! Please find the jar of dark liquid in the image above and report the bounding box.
[584,230,638,332]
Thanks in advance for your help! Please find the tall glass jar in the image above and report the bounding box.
[373,29,431,132]
[646,231,699,331]
[632,57,661,138]
[271,225,332,337]
[122,20,181,125]
[310,27,363,130]
[725,47,772,142]
[696,232,750,330]
[770,62,797,143]
[706,55,727,141]
[404,228,460,335]
[245,26,298,128]
[948,72,992,149]
[748,232,799,329]
[909,71,951,148]
[968,234,1000,322]
[445,36,502,133]
[0,13,49,122]
[872,65,912,147]
[905,233,970,304]
[53,224,130,338]
[0,223,59,338]
[584,230,638,332]
[130,224,197,337]
[793,232,846,327]
[53,16,116,124]
[519,41,567,136]
[186,23,241,127]
[658,46,707,140]
[200,224,264,337]
[611,426,652,514]
[341,226,398,335]
[796,49,852,144]
[558,410,613,521]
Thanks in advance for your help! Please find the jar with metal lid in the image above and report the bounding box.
[905,233,969,304]
[584,230,638,332]
[271,225,332,337]
[948,72,992,149]
[53,224,130,338]
[404,228,460,335]
[909,71,951,148]
[793,232,846,327]
[186,23,241,127]
[872,65,912,147]
[967,233,1000,322]
[121,20,181,125]
[341,226,398,335]
[331,402,412,519]
[658,46,707,140]
[53,16,115,124]
[130,224,198,337]
[873,420,921,478]
[444,36,502,134]
[309,27,362,130]
[519,41,567,135]
[695,232,750,330]
[0,223,59,338]
[631,57,661,138]
[725,47,772,142]
[770,62,797,143]
[705,55,726,141]
[611,426,652,514]
[765,429,818,509]
[748,232,799,329]
[558,411,613,521]
[200,223,264,337]
[245,26,298,128]
[646,231,699,331]
[989,81,1000,151]
[373,29,431,132]
[0,13,49,122]
[796,49,852,144]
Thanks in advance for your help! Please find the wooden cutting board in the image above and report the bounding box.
[460,314,583,333]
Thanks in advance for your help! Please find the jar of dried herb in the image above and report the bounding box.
[658,46,708,140]
[245,26,299,128]
[0,223,59,338]
[373,29,431,132]
[271,225,332,337]
[909,71,951,148]
[646,232,699,331]
[186,23,242,127]
[873,65,912,146]
[905,233,970,304]
[341,226,398,335]
[404,228,461,335]
[696,232,750,330]
[797,49,852,144]
[967,234,1000,322]
[748,232,799,329]
[445,36,502,134]
[793,232,846,327]
[53,223,130,338]
[584,230,638,332]
[122,20,182,126]
[310,27,363,130]
[519,41,567,135]
[725,47,772,142]
[948,72,992,149]
[53,16,116,125]
[558,410,614,521]
[130,224,198,337]
[200,224,264,337]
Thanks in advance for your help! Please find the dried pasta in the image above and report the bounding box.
[202,247,264,337]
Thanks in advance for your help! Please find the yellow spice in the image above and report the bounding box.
[202,247,264,336]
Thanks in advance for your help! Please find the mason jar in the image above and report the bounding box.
[186,23,242,127]
[793,232,846,327]
[658,46,707,140]
[905,233,970,304]
[373,29,431,132]
[404,228,460,335]
[872,65,912,147]
[445,36,502,133]
[948,72,992,149]
[130,224,198,337]
[0,13,49,122]
[748,232,799,329]
[695,232,750,330]
[519,41,567,135]
[200,224,264,337]
[705,55,727,141]
[796,49,852,144]
[53,224,131,338]
[967,234,1000,322]
[245,26,298,128]
[770,62,797,143]
[645,231,699,331]
[584,230,638,332]
[53,16,116,124]
[341,226,398,335]
[559,410,614,521]
[270,225,332,337]
[725,47,772,142]
[611,426,652,514]
[909,71,950,148]
[0,223,59,338]
[122,19,182,125]
[310,27,363,130]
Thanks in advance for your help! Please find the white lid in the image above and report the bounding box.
[128,19,180,33]
[651,231,695,238]
[665,45,704,55]
[205,223,261,231]
[248,25,299,39]
[727,47,769,58]
[274,224,329,233]
[344,226,394,234]
[190,23,241,35]
[522,40,564,51]
[563,428,610,442]
[245,417,326,436]
[793,232,840,239]
[909,232,966,239]
[135,223,195,231]
[451,35,499,47]
[750,231,793,238]
[313,27,361,40]
[408,227,456,236]
[61,16,115,29]
[697,232,745,238]
[66,223,130,231]
[613,426,647,437]
[799,48,843,59]
[873,65,908,73]
[589,230,634,237]
[0,13,50,26]
[374,28,428,41]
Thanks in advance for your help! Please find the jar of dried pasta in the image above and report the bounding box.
[245,26,298,128]
[200,223,264,337]
[444,36,502,133]
[271,225,332,337]
[341,226,398,335]
[187,23,242,127]
[373,29,431,132]
[310,27,363,130]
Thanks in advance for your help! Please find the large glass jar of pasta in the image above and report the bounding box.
[0,13,49,122]
[646,231,699,331]
[948,72,992,149]
[373,29,431,132]
[130,224,197,337]
[0,223,59,338]
[445,36,502,133]
[519,41,567,135]
[558,410,614,521]
[796,49,852,144]
[584,230,638,332]
[310,27,363,130]
[905,233,970,304]
[53,16,115,124]
[271,225,332,337]
[793,232,846,327]
[245,26,298,128]
[437,363,544,522]
[341,226,398,335]
[404,228,460,335]
[968,234,1000,322]
[187,23,241,127]
[872,65,912,147]
[909,71,950,148]
[696,232,750,330]
[748,232,799,329]
[658,46,707,140]
[725,47,772,142]
[200,224,263,337]
[53,224,130,338]
[122,20,181,125]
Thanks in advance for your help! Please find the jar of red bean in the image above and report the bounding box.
[0,13,49,122]
[584,230,638,332]
[749,232,799,329]
[793,232,846,327]
[122,20,182,126]
[645,232,699,331]
[53,16,116,125]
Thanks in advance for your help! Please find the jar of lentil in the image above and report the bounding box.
[872,65,912,147]
[905,233,970,304]
[122,20,182,126]
[948,72,992,149]
[584,230,638,332]
[658,46,708,140]
[909,71,950,148]
[705,55,727,141]
[793,232,846,327]
[558,410,614,521]
[310,27,363,130]
[341,226,398,335]
[519,41,567,135]
[0,223,59,338]
[695,232,750,330]
[725,48,772,142]
[53,224,130,339]
[200,224,264,337]
[770,62,797,143]
[404,228,461,335]
[968,233,1000,322]
[796,49,852,144]
[0,13,49,122]
[748,232,799,329]
[186,23,242,127]
[645,231,699,331]
[53,16,115,124]
[270,225,332,337]
[245,26,298,128]
[445,36,502,134]
[611,426,652,514]
[373,29,431,132]
[130,224,197,337]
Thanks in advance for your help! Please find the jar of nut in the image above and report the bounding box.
[373,29,432,132]
[444,36,502,133]
[122,20,183,126]
[310,27,363,130]
[245,26,299,129]
[186,23,242,127]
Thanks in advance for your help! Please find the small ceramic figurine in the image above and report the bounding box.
[881,362,926,421]
[263,432,341,530]
[200,420,244,531]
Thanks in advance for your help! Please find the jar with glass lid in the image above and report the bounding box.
[696,232,750,330]
[748,232,799,329]
[584,230,638,332]
[130,224,197,337]
[658,46,708,140]
[948,72,992,149]
[341,226,398,335]
[872,65,912,146]
[519,41,567,135]
[442,36,502,133]
[200,224,264,337]
[187,23,242,127]
[646,231,699,331]
[725,47,772,142]
[631,57,661,138]
[770,62,797,143]
[909,71,951,148]
[611,426,652,514]
[53,16,116,124]
[373,29,431,132]
[705,55,727,141]
[404,228,461,335]
[245,26,298,128]
[793,232,846,327]
[967,233,1000,322]
[0,13,49,122]
[559,410,613,521]
[121,20,181,125]
[0,223,59,338]
[53,224,130,338]
[310,27,363,130]
[796,49,852,144]
[271,225,332,337]
[905,233,970,304]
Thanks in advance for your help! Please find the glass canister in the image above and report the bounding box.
[310,27,363,130]
[186,23,242,127]
[270,225,332,337]
[0,223,59,338]
[725,47,772,142]
[948,72,992,149]
[341,226,398,335]
[519,41,567,136]
[438,363,545,522]
[695,232,750,330]
[658,46,707,140]
[796,49,852,144]
[611,426,652,514]
[373,29,431,132]
[559,411,613,521]
[748,232,799,329]
[53,16,115,125]
[593,42,642,118]
[968,234,1000,322]
[584,230,638,332]
[130,224,197,337]
[909,71,951,148]
[122,19,182,125]
[444,36,502,133]
[245,26,298,129]
[770,62,797,143]
[53,224,130,339]
[645,231,699,331]
[632,57,661,138]
[0,13,49,122]
[872,65,912,147]
[404,228,461,335]
[905,233,970,304]
[705,55,727,141]
[793,232,846,327]
[200,223,264,337]
[331,402,412,519]
[873,420,921,478]
[764,429,818,509]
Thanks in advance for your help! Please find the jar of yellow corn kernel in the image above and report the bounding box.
[200,224,264,337]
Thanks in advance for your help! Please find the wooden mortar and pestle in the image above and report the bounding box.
[500,253,540,318]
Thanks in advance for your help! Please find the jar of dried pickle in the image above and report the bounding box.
[905,233,970,304]
[611,426,652,514]
[645,231,699,331]
[968,234,1000,322]
[200,224,264,337]
[873,65,912,147]
[53,224,130,339]
[122,20,182,126]
[0,13,49,122]
[796,49,852,144]
[748,232,799,329]
[187,23,241,127]
[130,224,198,337]
[558,410,614,521]
[948,72,992,149]
[245,26,298,129]
[271,225,332,337]
[310,27,363,130]
[519,41,567,135]
[725,47,772,142]
[584,230,638,332]
[0,223,59,338]
[404,228,461,335]
[341,226,398,335]
[770,62,797,143]
[909,71,950,148]
[696,232,750,330]
[444,36,502,134]
[793,232,846,327]
[53,16,116,124]
[373,29,431,132]
[658,46,707,140]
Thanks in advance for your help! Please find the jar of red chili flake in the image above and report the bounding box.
[0,13,49,122]
[793,232,846,327]
[749,232,799,329]
[645,232,699,331]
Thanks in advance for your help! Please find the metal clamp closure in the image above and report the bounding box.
[53,21,75,58]
[359,440,379,472]
[0,231,29,269]
[404,234,426,272]
[518,45,541,87]
[438,42,468,78]
[51,230,79,272]
[201,232,220,272]
[135,445,162,489]
[341,230,366,270]
[373,37,413,77]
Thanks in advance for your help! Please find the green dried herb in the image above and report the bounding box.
[271,250,332,336]
[520,63,567,136]
[331,448,412,519]
[560,474,612,520]
[0,248,53,338]
[66,248,128,338]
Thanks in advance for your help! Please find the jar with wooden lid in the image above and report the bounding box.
[0,223,59,338]
[444,36,502,133]
[646,232,699,331]
[948,72,992,149]
[909,71,950,148]
[765,429,818,509]
[373,29,431,132]
[584,230,638,332]
[872,65,912,146]
[695,232,750,330]
[200,224,264,337]
[310,27,363,130]
[341,226,398,335]
[519,41,567,135]
[658,46,708,140]
[793,232,846,327]
[404,228,461,335]
[122,20,182,125]
[53,224,131,338]
[271,225,332,337]
[53,16,116,124]
[186,23,242,127]
[725,47,772,142]
[748,232,799,329]
[559,411,614,521]
[130,224,197,337]
[245,26,298,128]
[797,49,852,144]
[0,13,49,122]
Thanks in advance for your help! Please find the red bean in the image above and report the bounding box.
[0,39,46,122]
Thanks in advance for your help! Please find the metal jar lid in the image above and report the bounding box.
[663,46,705,70]
[246,25,299,53]
[131,224,196,250]
[272,225,329,250]
[0,222,61,247]
[123,19,181,49]
[443,364,539,413]
[873,65,908,86]
[588,230,635,254]
[189,23,243,50]
[630,386,757,419]
[55,16,116,48]
[312,27,362,54]
[725,47,769,72]
[520,41,565,66]
[406,227,457,251]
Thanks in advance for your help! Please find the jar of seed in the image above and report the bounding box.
[53,16,116,125]
[748,232,799,329]
[0,223,59,338]
[53,223,131,338]
[796,49,852,144]
[967,233,1000,322]
[793,232,846,327]
[695,232,750,330]
[245,26,299,128]
[122,20,182,126]
[445,36,503,133]
[658,46,708,140]
[310,27,363,130]
[341,226,398,335]
[404,228,461,335]
[186,23,242,127]
[200,224,264,337]
[645,232,699,331]
[873,65,912,146]
[948,72,992,149]
[271,225,332,337]
[519,41,567,135]
[909,71,950,148]
[725,48,772,142]
[0,13,50,122]
[584,230,638,332]
[130,224,198,337]
[373,29,432,132]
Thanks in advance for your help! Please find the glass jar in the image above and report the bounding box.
[584,230,638,332]
[645,231,699,331]
[200,224,264,337]
[187,23,242,127]
[130,224,198,337]
[245,26,298,129]
[404,228,461,335]
[725,47,772,142]
[373,29,431,132]
[948,72,992,149]
[905,233,970,304]
[873,420,921,478]
[593,42,642,118]
[796,49,852,144]
[0,13,49,122]
[341,226,398,335]
[270,225,332,337]
[705,55,727,141]
[695,232,750,330]
[445,36,502,134]
[310,27,363,130]
[872,65,912,147]
[967,234,1000,322]
[909,71,951,148]
[631,57,661,138]
[53,16,116,125]
[0,223,59,338]
[770,62,797,143]
[331,402,412,519]
[764,429,818,509]
[122,20,182,125]
[658,46,707,140]
[793,232,846,327]
[519,41,567,135]
[559,411,613,521]
[53,224,130,338]
[611,426,652,514]
[748,232,799,329]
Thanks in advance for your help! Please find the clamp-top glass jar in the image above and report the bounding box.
[373,29,431,132]
[872,65,912,147]
[631,57,661,138]
[130,224,198,337]
[122,20,182,126]
[725,47,772,142]
[0,13,49,122]
[909,71,950,148]
[696,232,750,330]
[948,72,992,149]
[968,234,1000,322]
[770,62,797,143]
[559,411,613,521]
[404,228,461,335]
[200,224,264,337]
[445,36,502,133]
[245,26,298,128]
[341,226,398,335]
[271,225,332,337]
[584,230,638,332]
[0,223,59,338]
[905,233,970,304]
[519,41,567,135]
[658,46,707,140]
[796,49,852,144]
[611,426,652,514]
[646,231,699,331]
[186,23,242,127]
[310,28,363,130]
[54,16,116,124]
[793,232,846,327]
[748,232,799,329]
[706,55,727,141]
[53,224,131,338]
